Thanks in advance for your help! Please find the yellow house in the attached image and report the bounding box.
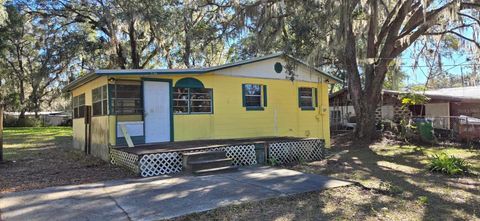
[64,53,340,162]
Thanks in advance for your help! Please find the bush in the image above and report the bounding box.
[3,115,18,127]
[427,153,470,175]
[3,116,44,127]
[16,117,44,127]
[417,196,429,205]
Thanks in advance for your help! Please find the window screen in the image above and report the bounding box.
[173,87,213,114]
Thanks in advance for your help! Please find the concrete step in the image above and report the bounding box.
[182,150,226,162]
[192,166,238,175]
[189,158,233,171]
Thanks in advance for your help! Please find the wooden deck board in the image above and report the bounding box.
[115,137,310,155]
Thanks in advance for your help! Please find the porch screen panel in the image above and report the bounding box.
[111,83,143,115]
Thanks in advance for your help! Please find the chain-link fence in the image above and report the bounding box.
[421,116,480,143]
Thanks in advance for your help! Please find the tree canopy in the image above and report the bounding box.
[0,0,478,137]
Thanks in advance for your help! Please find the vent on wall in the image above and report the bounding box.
[274,62,283,73]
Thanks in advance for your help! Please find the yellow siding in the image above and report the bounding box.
[72,73,332,151]
[90,116,110,160]
[72,118,85,150]
[117,115,142,121]
[108,116,116,145]
[71,76,110,156]
[111,74,331,146]
[71,76,108,102]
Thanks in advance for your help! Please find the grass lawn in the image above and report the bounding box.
[174,135,480,221]
[0,127,134,193]
[1,129,478,220]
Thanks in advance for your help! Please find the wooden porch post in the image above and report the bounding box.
[84,105,92,155]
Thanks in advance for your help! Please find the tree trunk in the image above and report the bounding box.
[353,97,379,140]
[0,104,3,162]
[349,63,387,140]
[342,3,389,140]
[19,109,26,120]
[183,10,192,68]
[128,19,140,69]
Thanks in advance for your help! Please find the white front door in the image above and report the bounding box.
[143,81,171,143]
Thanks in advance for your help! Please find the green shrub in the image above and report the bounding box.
[17,117,44,127]
[427,153,470,175]
[4,116,44,127]
[417,196,429,205]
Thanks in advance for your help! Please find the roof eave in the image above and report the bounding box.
[96,69,208,75]
[94,53,286,76]
[62,73,98,93]
[63,53,343,92]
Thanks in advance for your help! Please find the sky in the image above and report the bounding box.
[401,49,475,85]
[400,29,479,86]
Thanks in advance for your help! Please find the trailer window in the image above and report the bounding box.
[92,85,108,116]
[73,94,85,118]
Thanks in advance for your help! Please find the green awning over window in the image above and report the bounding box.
[174,77,204,88]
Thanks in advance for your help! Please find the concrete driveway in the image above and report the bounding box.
[0,166,351,221]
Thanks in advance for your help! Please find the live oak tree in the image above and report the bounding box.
[0,0,241,129]
[336,0,479,139]
[228,0,479,140]
[0,4,81,119]
[28,0,237,69]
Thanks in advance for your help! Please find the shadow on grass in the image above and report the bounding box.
[325,139,480,220]
[211,134,480,221]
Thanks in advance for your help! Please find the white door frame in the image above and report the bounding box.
[143,79,173,143]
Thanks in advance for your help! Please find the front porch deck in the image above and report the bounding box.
[110,137,326,177]
[115,137,307,155]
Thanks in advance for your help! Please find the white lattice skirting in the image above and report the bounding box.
[110,148,139,173]
[138,144,257,177]
[268,139,326,164]
[111,139,325,177]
